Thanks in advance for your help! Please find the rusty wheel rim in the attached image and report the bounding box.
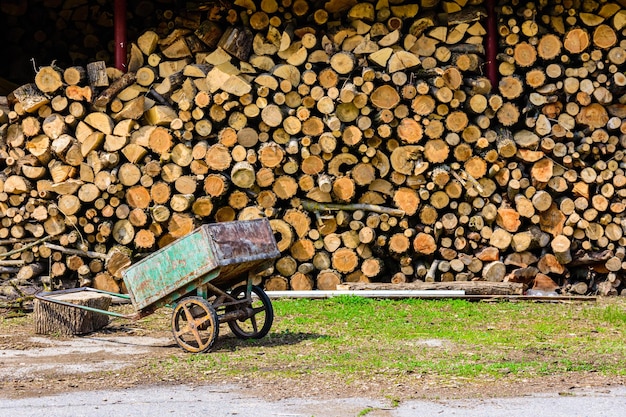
[227,285,273,340]
[171,296,218,353]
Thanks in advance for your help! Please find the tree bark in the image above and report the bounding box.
[34,291,111,335]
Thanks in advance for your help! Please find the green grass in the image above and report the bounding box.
[13,295,619,396]
[168,296,626,384]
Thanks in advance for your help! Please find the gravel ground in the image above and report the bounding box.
[1,383,625,417]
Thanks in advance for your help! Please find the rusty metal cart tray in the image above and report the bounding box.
[124,218,279,312]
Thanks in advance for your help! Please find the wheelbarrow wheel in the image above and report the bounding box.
[171,296,219,353]
[227,285,274,339]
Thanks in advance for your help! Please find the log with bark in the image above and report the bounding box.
[34,291,111,335]
[338,281,525,295]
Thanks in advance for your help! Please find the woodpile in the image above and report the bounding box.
[1,0,626,300]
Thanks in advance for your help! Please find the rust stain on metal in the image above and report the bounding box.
[123,219,279,313]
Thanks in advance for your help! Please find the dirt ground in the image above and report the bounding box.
[1,307,624,402]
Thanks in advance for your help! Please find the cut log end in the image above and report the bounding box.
[34,292,111,335]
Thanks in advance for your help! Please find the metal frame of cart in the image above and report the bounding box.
[35,218,280,353]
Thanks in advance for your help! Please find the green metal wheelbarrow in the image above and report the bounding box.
[35,218,280,353]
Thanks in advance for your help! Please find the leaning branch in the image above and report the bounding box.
[0,235,53,259]
[43,243,109,260]
[300,199,405,217]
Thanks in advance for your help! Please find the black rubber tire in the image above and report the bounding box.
[227,285,274,339]
[171,296,219,353]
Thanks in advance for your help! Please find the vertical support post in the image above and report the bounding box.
[114,0,127,72]
[197,285,208,300]
[485,0,498,92]
[246,276,253,298]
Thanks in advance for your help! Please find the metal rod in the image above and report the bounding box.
[485,0,498,91]
[218,309,247,324]
[36,295,135,318]
[114,0,127,71]
[204,281,232,300]
[35,287,135,319]
[39,287,131,299]
[266,290,467,299]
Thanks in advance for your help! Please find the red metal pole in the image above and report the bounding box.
[114,0,127,72]
[485,0,498,92]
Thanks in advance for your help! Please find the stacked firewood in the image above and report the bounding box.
[1,0,626,299]
[490,0,626,296]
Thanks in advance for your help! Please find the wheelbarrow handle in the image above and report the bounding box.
[35,287,140,320]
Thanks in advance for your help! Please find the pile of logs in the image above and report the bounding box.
[1,0,626,300]
[488,0,626,296]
